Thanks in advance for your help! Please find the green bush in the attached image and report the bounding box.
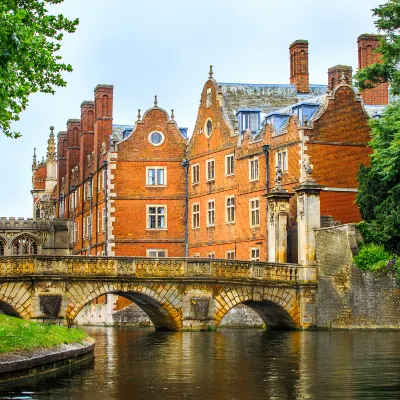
[353,243,392,271]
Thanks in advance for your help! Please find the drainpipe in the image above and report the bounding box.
[103,161,108,256]
[262,145,270,261]
[89,173,93,253]
[181,159,189,257]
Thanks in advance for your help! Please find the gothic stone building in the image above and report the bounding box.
[30,34,387,264]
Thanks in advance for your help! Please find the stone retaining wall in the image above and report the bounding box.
[0,339,94,384]
[315,224,400,329]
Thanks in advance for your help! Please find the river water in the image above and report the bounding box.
[2,327,400,399]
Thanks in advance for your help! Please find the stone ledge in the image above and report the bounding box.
[0,339,94,381]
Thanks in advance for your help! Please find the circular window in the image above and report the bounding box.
[148,131,165,146]
[205,118,213,138]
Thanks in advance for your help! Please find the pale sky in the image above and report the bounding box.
[0,0,383,217]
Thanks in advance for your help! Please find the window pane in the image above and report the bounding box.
[158,251,166,257]
[148,250,157,257]
[157,207,165,214]
[157,169,164,185]
[148,169,155,185]
[149,215,156,228]
[158,215,165,228]
[149,207,156,214]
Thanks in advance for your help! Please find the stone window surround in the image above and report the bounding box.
[148,131,165,147]
[192,163,200,185]
[206,159,215,182]
[146,204,168,230]
[250,246,260,261]
[225,153,235,176]
[250,197,260,227]
[207,199,215,227]
[249,157,259,181]
[146,166,167,187]
[225,195,235,224]
[192,202,200,229]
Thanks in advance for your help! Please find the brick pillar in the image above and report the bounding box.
[289,40,309,93]
[267,188,294,263]
[357,34,388,105]
[328,65,353,90]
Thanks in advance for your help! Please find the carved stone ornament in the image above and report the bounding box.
[269,202,275,226]
[302,156,313,181]
[298,193,305,220]
[187,262,211,276]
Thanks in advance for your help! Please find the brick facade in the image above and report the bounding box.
[33,34,388,264]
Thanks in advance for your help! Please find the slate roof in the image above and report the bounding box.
[217,82,327,130]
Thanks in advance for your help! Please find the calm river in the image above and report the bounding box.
[2,327,400,399]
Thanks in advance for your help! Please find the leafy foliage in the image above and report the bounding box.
[0,0,78,138]
[353,243,392,271]
[354,0,400,95]
[356,102,400,255]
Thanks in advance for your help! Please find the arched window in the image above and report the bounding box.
[0,239,5,255]
[12,236,39,255]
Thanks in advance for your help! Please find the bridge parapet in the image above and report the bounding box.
[0,256,316,284]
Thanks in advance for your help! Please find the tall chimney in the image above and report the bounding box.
[80,101,95,181]
[93,85,113,168]
[289,40,309,93]
[357,34,388,105]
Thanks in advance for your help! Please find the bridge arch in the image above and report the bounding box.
[66,282,182,331]
[0,282,32,318]
[214,286,300,330]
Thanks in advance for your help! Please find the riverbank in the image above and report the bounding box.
[0,315,87,354]
[0,315,94,384]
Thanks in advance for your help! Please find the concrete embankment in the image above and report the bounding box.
[0,339,95,384]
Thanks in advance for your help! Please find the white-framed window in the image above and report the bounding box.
[147,249,167,257]
[205,118,213,138]
[226,195,235,223]
[250,247,260,261]
[226,250,235,260]
[206,159,215,181]
[69,194,73,210]
[192,163,200,184]
[83,182,87,200]
[207,251,215,259]
[146,167,166,186]
[75,189,78,209]
[97,209,101,233]
[249,157,259,181]
[83,217,87,239]
[250,197,260,227]
[192,253,200,257]
[148,131,165,146]
[207,199,215,226]
[103,169,107,190]
[87,182,92,199]
[98,172,101,193]
[225,154,234,176]
[192,203,200,229]
[146,205,167,229]
[276,149,288,172]
[102,208,106,232]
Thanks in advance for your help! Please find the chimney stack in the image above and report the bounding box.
[290,40,309,93]
[357,34,388,105]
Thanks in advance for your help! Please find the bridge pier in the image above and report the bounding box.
[181,287,215,331]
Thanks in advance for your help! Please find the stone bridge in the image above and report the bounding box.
[0,256,317,331]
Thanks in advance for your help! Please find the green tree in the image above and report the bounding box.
[0,0,78,138]
[356,102,400,254]
[354,0,400,95]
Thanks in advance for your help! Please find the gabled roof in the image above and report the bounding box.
[217,82,327,130]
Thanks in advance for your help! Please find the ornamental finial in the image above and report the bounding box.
[137,109,141,121]
[154,95,158,107]
[171,109,175,120]
[209,65,213,79]
[46,126,56,163]
[32,148,37,170]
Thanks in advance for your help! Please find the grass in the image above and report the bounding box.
[0,315,87,354]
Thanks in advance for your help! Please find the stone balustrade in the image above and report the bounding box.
[0,256,315,283]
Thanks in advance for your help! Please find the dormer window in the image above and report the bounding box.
[292,103,319,126]
[265,113,290,134]
[236,108,261,134]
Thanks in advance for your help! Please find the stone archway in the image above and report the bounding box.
[66,282,182,331]
[0,282,32,319]
[214,285,300,330]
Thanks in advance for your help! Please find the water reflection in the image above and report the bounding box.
[1,328,400,399]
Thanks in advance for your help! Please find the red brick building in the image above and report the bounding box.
[34,34,388,263]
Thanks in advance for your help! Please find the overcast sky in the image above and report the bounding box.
[1,0,383,217]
